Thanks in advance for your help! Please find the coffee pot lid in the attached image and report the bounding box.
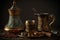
[9,0,20,11]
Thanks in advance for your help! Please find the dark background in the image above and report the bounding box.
[0,0,60,31]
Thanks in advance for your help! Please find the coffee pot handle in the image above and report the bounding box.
[49,15,55,26]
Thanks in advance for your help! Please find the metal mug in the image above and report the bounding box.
[35,13,55,32]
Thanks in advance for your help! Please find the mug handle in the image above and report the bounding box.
[49,15,55,26]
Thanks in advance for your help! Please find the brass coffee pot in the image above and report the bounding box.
[4,0,24,33]
[35,13,55,32]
